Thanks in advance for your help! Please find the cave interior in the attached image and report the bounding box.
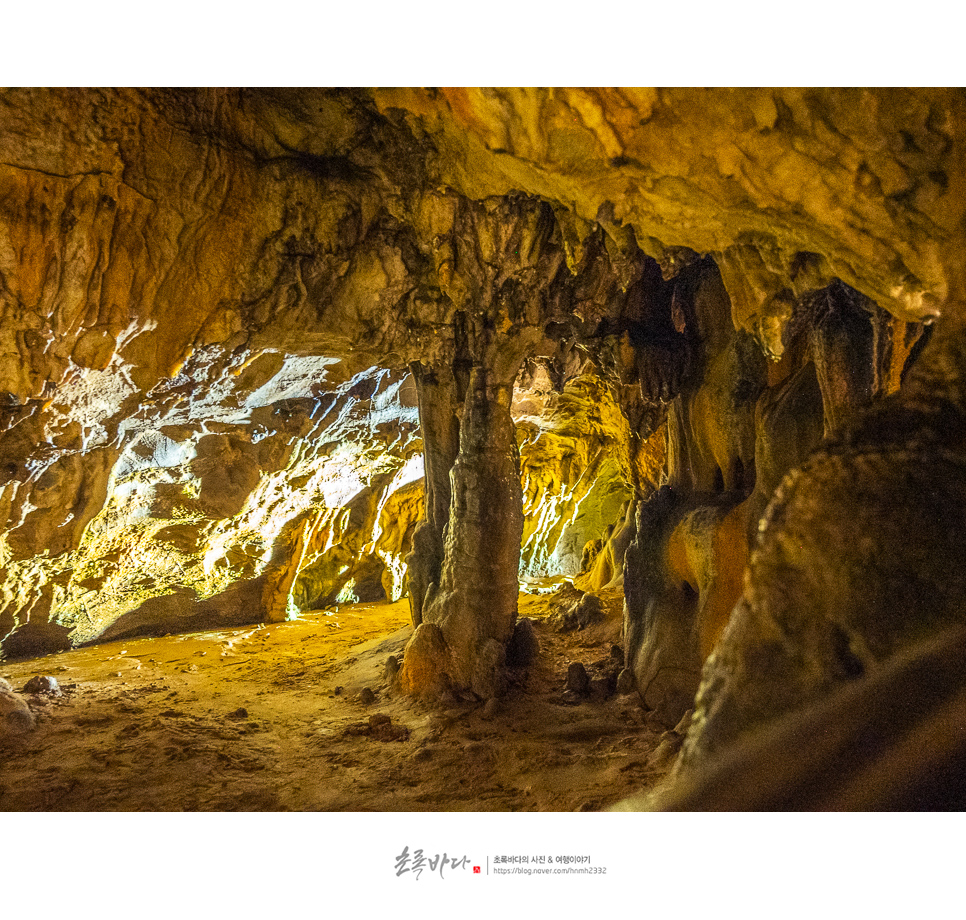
[2,87,966,812]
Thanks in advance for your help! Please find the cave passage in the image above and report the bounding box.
[3,87,966,812]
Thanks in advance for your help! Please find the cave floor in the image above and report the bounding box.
[0,587,669,811]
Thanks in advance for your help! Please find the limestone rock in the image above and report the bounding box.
[566,662,590,695]
[0,619,73,661]
[383,656,401,682]
[616,669,636,696]
[505,617,539,667]
[23,675,61,695]
[0,678,36,737]
[470,640,508,701]
[517,374,652,580]
[398,623,451,700]
[589,677,613,703]
[657,624,966,811]
[0,90,965,806]
[375,88,965,327]
[678,327,966,774]
[550,589,604,633]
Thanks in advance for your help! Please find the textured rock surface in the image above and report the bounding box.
[677,326,966,773]
[517,369,662,581]
[620,257,923,728]
[1,362,426,653]
[373,88,966,336]
[641,623,966,811]
[0,676,35,737]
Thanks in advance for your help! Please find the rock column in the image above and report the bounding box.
[424,360,524,696]
[405,362,462,628]
[402,353,527,700]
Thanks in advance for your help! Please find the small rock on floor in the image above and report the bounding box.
[566,662,590,695]
[506,617,540,666]
[589,677,612,702]
[24,675,62,695]
[372,721,409,742]
[0,681,35,736]
[357,688,376,705]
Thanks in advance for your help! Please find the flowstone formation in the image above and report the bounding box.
[397,194,656,699]
[621,258,926,728]
[675,326,966,772]
[3,87,966,807]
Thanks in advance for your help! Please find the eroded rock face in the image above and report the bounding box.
[1,362,425,652]
[0,88,440,654]
[620,252,928,729]
[415,362,525,698]
[373,88,966,336]
[517,370,660,582]
[677,326,966,774]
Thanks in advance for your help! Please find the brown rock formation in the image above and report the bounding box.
[677,324,966,776]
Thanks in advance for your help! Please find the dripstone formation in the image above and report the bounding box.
[2,88,966,807]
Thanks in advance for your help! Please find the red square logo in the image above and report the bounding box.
[473,866,481,874]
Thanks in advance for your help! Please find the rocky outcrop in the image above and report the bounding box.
[1,362,425,654]
[373,88,966,337]
[676,325,966,774]
[517,370,661,583]
[620,253,927,729]
[617,623,966,811]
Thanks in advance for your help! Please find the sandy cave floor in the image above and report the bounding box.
[0,587,671,811]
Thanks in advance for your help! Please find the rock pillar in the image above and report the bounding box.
[402,350,529,700]
[422,362,524,696]
[405,362,462,628]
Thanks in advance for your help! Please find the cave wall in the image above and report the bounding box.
[0,88,444,654]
